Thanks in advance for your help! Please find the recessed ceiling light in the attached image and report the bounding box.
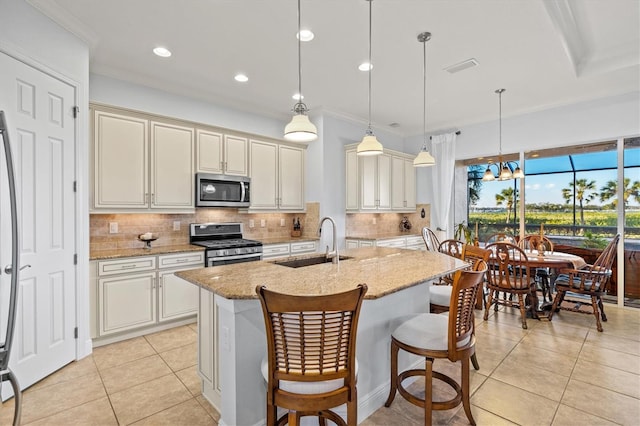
[292,93,304,100]
[234,74,249,83]
[358,62,373,71]
[443,58,478,74]
[297,30,314,42]
[153,47,172,58]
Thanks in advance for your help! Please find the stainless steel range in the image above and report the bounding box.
[190,222,263,267]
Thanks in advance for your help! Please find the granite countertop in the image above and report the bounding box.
[258,236,320,245]
[175,246,468,300]
[90,244,205,260]
[345,231,421,241]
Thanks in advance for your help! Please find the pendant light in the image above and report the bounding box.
[482,88,524,181]
[356,0,383,156]
[413,32,436,167]
[284,0,317,143]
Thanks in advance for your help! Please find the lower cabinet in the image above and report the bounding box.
[346,235,425,250]
[90,251,204,342]
[262,240,318,259]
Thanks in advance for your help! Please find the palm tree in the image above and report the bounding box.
[561,179,596,225]
[468,165,484,206]
[495,187,518,222]
[599,178,640,208]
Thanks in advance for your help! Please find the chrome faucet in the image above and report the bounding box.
[318,216,339,264]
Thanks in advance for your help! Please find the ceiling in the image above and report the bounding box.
[29,0,640,137]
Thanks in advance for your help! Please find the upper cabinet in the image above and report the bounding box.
[92,105,194,212]
[196,129,248,176]
[249,140,305,212]
[345,145,416,213]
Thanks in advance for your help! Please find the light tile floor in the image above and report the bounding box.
[1,305,639,425]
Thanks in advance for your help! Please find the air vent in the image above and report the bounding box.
[388,122,400,128]
[444,58,479,74]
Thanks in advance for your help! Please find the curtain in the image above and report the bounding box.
[430,132,457,241]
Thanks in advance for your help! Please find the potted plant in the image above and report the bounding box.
[454,221,472,244]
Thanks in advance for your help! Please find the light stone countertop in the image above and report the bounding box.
[90,244,204,260]
[345,231,421,241]
[175,246,468,300]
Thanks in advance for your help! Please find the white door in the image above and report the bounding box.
[0,52,76,398]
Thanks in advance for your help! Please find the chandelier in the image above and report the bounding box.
[482,88,523,181]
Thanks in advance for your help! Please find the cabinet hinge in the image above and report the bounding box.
[73,253,78,265]
[72,106,79,118]
[74,327,78,339]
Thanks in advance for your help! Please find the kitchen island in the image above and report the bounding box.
[175,246,468,426]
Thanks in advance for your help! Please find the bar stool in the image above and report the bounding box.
[257,284,367,426]
[385,263,487,426]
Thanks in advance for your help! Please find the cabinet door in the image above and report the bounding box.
[224,135,248,176]
[345,239,359,250]
[98,272,156,335]
[279,145,305,210]
[391,156,406,210]
[360,155,378,210]
[250,140,278,209]
[345,149,359,211]
[404,158,416,210]
[151,121,194,208]
[377,154,392,210]
[196,129,223,174]
[158,269,199,322]
[94,110,148,208]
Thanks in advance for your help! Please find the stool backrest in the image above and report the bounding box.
[485,242,530,290]
[439,239,464,259]
[257,284,367,384]
[518,235,554,252]
[448,262,487,360]
[422,227,440,252]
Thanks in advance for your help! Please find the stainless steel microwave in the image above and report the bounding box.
[195,173,251,207]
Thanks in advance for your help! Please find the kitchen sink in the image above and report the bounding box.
[272,255,352,268]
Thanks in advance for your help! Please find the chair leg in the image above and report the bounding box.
[384,340,400,407]
[548,290,563,320]
[288,410,300,426]
[591,296,604,332]
[424,357,434,426]
[597,296,608,322]
[517,294,528,329]
[471,352,480,371]
[347,388,357,426]
[483,292,494,320]
[461,357,476,426]
[266,397,276,426]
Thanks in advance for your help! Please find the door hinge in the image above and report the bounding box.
[72,106,79,118]
[74,327,78,339]
[73,253,78,265]
[73,181,77,192]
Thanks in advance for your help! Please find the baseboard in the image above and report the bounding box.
[91,317,196,347]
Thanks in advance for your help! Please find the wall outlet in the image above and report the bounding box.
[173,221,180,231]
[109,222,118,234]
[260,219,266,227]
[249,219,255,228]
[220,326,230,351]
[372,217,377,225]
[280,218,285,227]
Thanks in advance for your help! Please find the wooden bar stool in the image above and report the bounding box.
[385,263,487,425]
[257,284,367,426]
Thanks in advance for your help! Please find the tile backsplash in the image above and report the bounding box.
[90,203,320,252]
[345,204,430,236]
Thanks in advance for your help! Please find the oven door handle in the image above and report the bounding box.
[209,253,263,262]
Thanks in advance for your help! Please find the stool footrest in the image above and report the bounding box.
[396,368,463,411]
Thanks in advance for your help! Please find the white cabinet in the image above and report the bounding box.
[91,251,204,342]
[345,239,374,249]
[249,140,305,211]
[346,236,424,250]
[262,240,317,259]
[196,129,248,176]
[391,156,417,211]
[345,145,416,213]
[92,105,195,211]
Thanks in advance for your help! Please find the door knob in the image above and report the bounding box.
[3,264,31,275]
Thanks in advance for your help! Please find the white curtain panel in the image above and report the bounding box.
[430,132,457,241]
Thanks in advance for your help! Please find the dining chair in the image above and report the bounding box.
[484,232,517,245]
[257,284,367,426]
[483,242,535,329]
[518,235,556,302]
[385,262,487,426]
[548,234,620,332]
[435,239,465,287]
[422,227,440,252]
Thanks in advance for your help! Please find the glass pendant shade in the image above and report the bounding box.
[413,147,435,167]
[482,167,495,181]
[357,133,383,156]
[284,112,317,143]
[512,166,524,179]
[499,164,513,180]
